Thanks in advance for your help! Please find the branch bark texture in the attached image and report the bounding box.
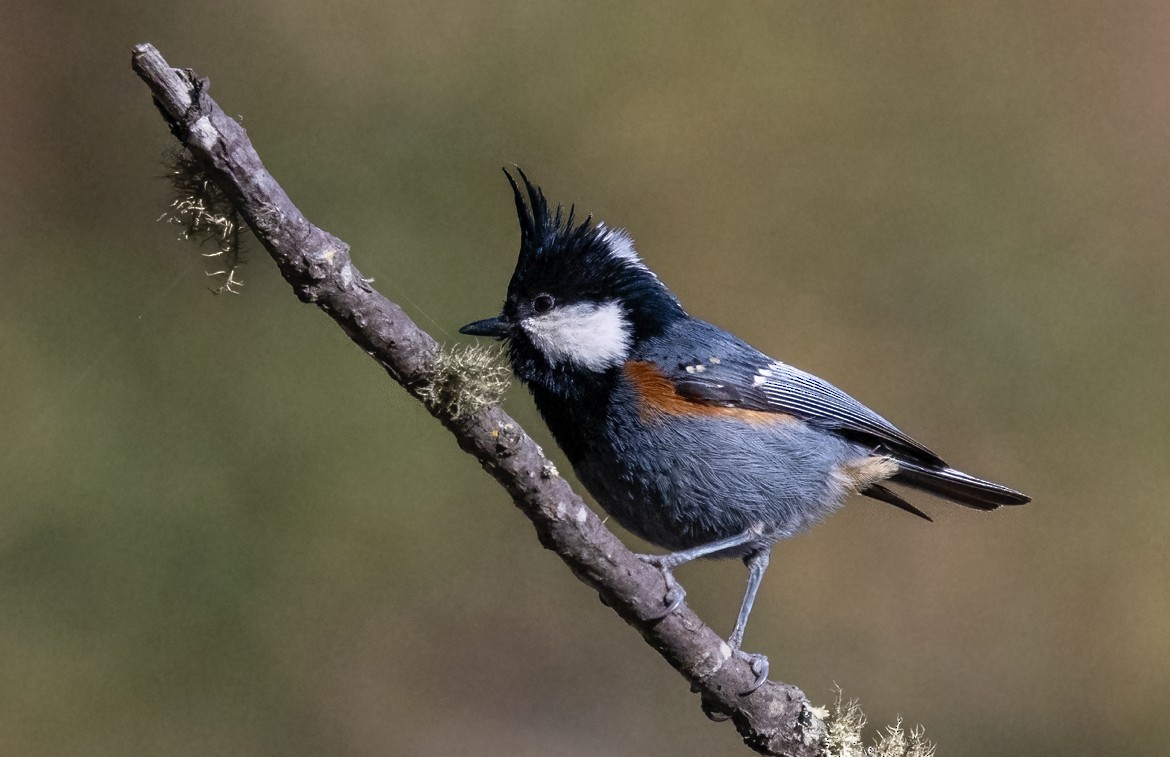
[131,43,823,756]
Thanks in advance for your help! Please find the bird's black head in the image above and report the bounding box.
[461,169,687,386]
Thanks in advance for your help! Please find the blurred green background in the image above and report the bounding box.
[2,2,1167,755]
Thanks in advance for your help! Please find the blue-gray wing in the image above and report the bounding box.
[666,352,947,467]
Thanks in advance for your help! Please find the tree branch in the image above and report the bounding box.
[131,43,824,756]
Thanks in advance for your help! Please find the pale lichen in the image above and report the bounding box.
[416,343,511,420]
[159,148,247,294]
[821,686,935,757]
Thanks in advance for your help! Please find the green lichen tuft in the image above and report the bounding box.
[417,343,511,420]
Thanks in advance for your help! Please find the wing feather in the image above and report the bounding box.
[642,320,1029,507]
[667,352,946,466]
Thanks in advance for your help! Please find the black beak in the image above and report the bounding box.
[459,316,510,338]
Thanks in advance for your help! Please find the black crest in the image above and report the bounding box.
[502,168,686,338]
[505,167,614,275]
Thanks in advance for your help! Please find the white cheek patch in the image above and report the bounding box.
[521,301,632,371]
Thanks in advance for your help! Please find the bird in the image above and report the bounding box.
[460,169,1030,693]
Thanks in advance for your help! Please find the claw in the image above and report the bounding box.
[700,695,732,722]
[733,649,769,695]
[638,554,687,620]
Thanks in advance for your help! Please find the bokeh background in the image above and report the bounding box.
[3,2,1168,755]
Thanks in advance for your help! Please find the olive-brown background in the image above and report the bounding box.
[3,3,1166,755]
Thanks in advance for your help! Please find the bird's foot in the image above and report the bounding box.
[637,554,687,620]
[732,648,769,695]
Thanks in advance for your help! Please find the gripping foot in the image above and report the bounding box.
[733,648,769,695]
[637,554,687,620]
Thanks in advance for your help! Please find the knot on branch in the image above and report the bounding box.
[293,240,357,300]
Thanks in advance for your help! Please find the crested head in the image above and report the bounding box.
[489,169,686,376]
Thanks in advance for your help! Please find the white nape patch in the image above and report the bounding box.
[595,223,689,314]
[596,223,641,265]
[521,300,632,372]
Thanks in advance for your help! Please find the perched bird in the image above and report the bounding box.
[461,169,1029,692]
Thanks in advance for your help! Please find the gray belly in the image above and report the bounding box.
[571,414,866,554]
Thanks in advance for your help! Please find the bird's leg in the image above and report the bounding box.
[638,528,760,619]
[729,547,772,694]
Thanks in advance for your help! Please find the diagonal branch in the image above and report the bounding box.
[130,43,824,757]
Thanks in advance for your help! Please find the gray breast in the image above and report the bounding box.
[570,404,866,554]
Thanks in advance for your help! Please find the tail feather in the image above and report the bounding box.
[863,483,933,521]
[892,459,1030,510]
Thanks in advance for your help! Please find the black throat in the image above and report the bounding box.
[511,350,624,462]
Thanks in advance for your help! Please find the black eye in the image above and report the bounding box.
[533,294,555,314]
